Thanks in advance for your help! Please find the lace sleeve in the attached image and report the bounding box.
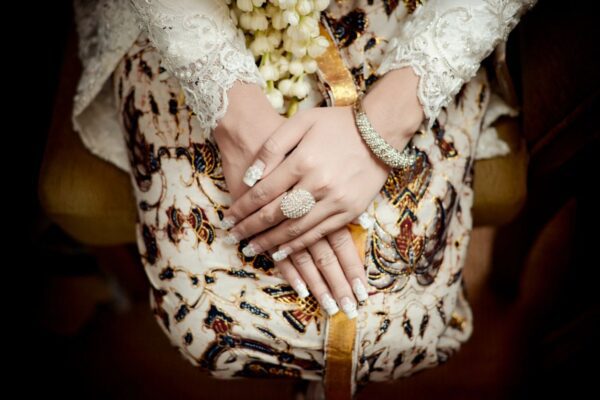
[128,0,266,133]
[376,0,538,130]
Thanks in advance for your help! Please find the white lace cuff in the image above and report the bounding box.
[376,0,537,131]
[129,0,266,133]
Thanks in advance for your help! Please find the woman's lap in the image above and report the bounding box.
[113,32,487,385]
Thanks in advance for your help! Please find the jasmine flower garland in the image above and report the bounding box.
[225,0,330,116]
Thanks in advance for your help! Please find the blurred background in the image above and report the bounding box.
[31,0,598,398]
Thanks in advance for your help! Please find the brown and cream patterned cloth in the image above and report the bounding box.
[112,1,519,397]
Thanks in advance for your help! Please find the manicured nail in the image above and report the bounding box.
[340,296,358,319]
[223,231,240,245]
[320,293,339,316]
[272,246,292,262]
[352,278,369,303]
[292,278,310,298]
[242,242,262,257]
[220,216,237,230]
[243,159,265,187]
[357,212,374,230]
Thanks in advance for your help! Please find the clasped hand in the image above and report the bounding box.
[216,67,423,319]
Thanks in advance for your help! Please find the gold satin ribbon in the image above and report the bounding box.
[322,223,367,400]
[314,20,359,108]
[313,18,364,400]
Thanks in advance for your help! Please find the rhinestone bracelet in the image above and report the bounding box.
[352,92,417,169]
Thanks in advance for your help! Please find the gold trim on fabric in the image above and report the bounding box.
[314,18,364,399]
[314,20,359,107]
[322,223,367,400]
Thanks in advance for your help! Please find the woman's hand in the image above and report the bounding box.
[269,225,370,319]
[220,67,425,262]
[213,81,287,200]
[213,80,369,315]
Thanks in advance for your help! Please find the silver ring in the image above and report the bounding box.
[280,188,316,219]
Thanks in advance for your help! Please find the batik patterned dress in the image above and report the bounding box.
[104,0,537,398]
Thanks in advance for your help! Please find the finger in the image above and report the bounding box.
[220,150,302,230]
[238,196,337,258]
[225,191,289,245]
[272,212,355,261]
[242,110,313,187]
[270,250,310,299]
[308,238,358,319]
[288,247,341,317]
[326,226,370,304]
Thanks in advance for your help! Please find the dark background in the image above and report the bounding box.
[24,0,599,398]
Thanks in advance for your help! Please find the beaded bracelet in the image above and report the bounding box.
[352,92,417,169]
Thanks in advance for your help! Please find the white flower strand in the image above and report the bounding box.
[228,0,330,116]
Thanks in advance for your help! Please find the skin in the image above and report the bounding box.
[214,66,425,317]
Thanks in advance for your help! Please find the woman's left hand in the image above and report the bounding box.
[220,67,425,260]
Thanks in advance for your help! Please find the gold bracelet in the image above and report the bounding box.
[352,92,417,169]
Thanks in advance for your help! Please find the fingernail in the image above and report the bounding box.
[357,212,374,230]
[352,278,369,303]
[220,216,237,230]
[340,296,358,319]
[243,159,265,187]
[320,293,339,316]
[242,242,262,257]
[272,246,292,262]
[292,278,310,298]
[223,231,240,245]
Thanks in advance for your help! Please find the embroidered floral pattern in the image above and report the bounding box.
[376,0,538,130]
[128,0,266,137]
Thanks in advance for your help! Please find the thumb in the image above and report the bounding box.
[242,110,313,187]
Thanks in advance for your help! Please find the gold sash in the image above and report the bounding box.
[313,18,366,400]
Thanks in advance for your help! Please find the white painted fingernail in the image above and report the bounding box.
[272,246,292,262]
[340,296,358,319]
[320,293,339,316]
[357,212,374,230]
[292,278,310,298]
[243,159,265,187]
[220,216,237,230]
[223,231,240,245]
[352,278,369,302]
[242,242,262,257]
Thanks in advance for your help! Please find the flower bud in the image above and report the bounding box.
[277,78,293,96]
[296,0,313,15]
[283,9,300,26]
[266,86,285,109]
[288,58,304,76]
[237,0,254,12]
[292,77,310,98]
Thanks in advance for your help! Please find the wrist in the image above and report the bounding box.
[361,67,424,149]
[213,80,277,142]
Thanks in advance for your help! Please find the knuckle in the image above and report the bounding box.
[314,249,337,269]
[300,154,317,172]
[291,251,312,267]
[250,184,269,203]
[313,227,327,242]
[350,201,364,216]
[329,187,348,204]
[328,232,350,251]
[292,162,304,179]
[314,175,333,193]
[286,223,303,238]
[259,208,276,224]
[261,136,281,158]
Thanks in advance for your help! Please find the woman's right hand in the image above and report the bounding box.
[213,82,369,316]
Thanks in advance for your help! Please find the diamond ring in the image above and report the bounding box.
[280,188,316,219]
